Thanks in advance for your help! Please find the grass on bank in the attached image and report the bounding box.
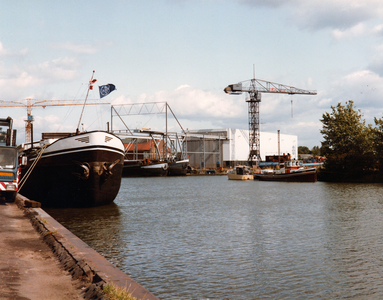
[103,283,139,300]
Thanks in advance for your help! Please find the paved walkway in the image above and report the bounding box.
[0,202,83,300]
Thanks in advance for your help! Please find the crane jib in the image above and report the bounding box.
[224,81,317,95]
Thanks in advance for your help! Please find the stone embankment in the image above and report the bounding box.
[0,194,159,300]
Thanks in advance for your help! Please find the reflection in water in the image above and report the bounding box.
[320,183,383,298]
[47,177,383,299]
[46,202,124,267]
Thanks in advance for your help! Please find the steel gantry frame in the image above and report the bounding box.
[224,78,317,166]
[110,102,188,162]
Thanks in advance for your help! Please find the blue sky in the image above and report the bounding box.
[1,0,383,148]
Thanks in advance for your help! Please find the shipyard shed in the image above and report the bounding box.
[186,128,297,169]
[186,130,226,169]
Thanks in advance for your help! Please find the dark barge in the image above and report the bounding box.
[19,131,125,208]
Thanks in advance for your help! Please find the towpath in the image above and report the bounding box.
[0,201,83,300]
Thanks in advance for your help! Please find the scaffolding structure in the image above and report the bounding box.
[110,102,187,161]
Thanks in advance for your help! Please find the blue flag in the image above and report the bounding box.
[99,84,116,98]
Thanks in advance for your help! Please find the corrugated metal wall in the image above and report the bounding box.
[186,137,223,169]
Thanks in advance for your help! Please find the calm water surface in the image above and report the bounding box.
[47,176,383,299]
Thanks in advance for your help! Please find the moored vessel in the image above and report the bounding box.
[122,158,168,177]
[254,159,317,182]
[167,159,189,176]
[228,165,254,180]
[19,130,125,207]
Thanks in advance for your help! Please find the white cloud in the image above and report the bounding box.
[317,70,383,125]
[0,43,9,56]
[112,95,134,105]
[24,113,79,139]
[0,42,28,57]
[109,85,248,132]
[331,22,383,41]
[0,42,82,99]
[373,24,383,36]
[239,0,383,31]
[35,57,80,81]
[368,44,383,75]
[0,69,42,90]
[0,56,82,101]
[166,85,243,118]
[129,85,245,119]
[331,23,366,41]
[238,0,289,8]
[292,0,381,30]
[335,70,383,103]
[52,42,97,54]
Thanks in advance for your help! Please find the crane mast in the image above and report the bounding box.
[224,78,317,166]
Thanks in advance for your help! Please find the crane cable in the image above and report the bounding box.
[18,144,49,191]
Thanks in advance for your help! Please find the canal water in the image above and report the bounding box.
[46,176,383,299]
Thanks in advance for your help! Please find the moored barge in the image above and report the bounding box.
[122,159,168,177]
[254,159,317,182]
[19,131,125,208]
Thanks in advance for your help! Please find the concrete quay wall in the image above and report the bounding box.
[16,194,159,300]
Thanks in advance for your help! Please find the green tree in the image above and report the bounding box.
[298,146,311,154]
[311,146,321,156]
[373,117,383,172]
[320,101,374,181]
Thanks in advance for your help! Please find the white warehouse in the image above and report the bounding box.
[223,128,297,162]
[186,128,297,168]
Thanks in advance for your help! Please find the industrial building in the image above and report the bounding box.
[186,129,297,169]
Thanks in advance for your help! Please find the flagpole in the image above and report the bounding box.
[76,70,95,133]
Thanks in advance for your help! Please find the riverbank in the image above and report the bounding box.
[0,194,158,300]
[0,197,83,299]
[188,168,228,175]
[317,169,383,183]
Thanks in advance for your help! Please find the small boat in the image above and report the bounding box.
[228,165,254,180]
[122,158,168,177]
[254,159,317,182]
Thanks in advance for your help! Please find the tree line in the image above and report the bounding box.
[298,145,321,157]
[310,100,383,182]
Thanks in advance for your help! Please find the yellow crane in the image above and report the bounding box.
[0,98,110,143]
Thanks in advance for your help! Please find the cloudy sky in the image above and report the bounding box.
[1,0,383,148]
